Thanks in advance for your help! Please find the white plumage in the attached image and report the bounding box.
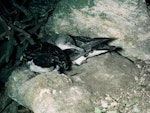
[27,60,53,73]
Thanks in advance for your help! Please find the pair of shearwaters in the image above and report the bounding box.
[23,34,120,73]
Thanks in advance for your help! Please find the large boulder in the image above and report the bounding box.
[5,66,94,113]
[45,0,150,60]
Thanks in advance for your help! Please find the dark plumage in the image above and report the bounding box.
[23,42,71,73]
[69,35,116,53]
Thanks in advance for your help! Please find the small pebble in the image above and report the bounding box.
[101,100,108,108]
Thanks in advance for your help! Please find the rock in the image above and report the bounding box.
[68,53,139,96]
[45,0,150,60]
[5,66,94,113]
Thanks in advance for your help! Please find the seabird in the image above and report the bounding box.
[42,34,120,65]
[23,34,120,73]
[65,35,120,65]
[23,42,71,73]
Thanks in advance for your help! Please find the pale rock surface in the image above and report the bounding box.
[45,0,150,60]
[68,53,139,96]
[5,66,94,113]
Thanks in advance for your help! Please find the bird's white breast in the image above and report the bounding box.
[27,60,53,73]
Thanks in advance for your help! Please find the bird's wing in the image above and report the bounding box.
[69,35,115,51]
